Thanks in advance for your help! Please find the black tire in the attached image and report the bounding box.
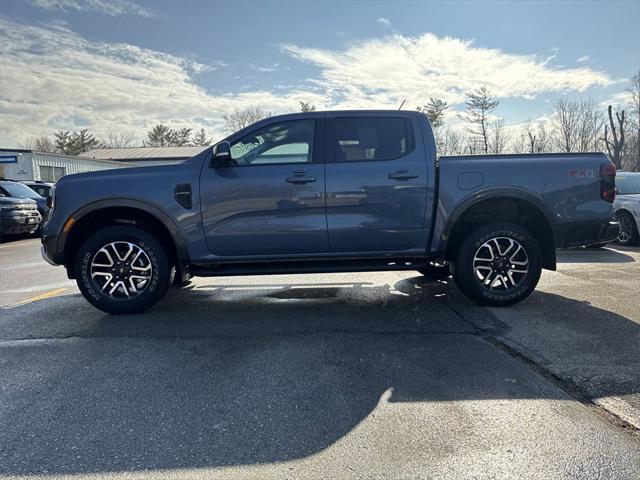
[74,225,171,314]
[453,222,542,307]
[615,210,639,246]
[418,262,451,280]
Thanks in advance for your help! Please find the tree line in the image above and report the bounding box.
[22,77,640,171]
[419,70,639,172]
[23,126,213,156]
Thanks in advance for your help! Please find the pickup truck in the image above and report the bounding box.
[41,111,619,314]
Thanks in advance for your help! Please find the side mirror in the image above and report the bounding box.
[212,141,232,167]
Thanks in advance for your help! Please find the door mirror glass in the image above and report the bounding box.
[212,141,232,167]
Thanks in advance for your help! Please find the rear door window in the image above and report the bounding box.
[331,117,412,162]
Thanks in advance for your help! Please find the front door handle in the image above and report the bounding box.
[388,171,418,181]
[286,174,316,184]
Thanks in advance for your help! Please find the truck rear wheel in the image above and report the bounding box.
[74,225,171,314]
[453,222,542,307]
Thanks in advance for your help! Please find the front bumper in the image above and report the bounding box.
[40,229,62,265]
[41,244,57,265]
[0,213,41,235]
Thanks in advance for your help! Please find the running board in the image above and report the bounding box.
[190,257,429,277]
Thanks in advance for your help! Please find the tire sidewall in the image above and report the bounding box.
[75,226,170,314]
[454,223,542,306]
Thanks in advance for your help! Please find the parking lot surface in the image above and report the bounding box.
[1,238,639,479]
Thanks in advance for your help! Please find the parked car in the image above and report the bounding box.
[0,194,41,242]
[20,180,55,199]
[0,179,49,221]
[613,172,640,245]
[41,111,619,314]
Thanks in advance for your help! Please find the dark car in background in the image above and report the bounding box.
[0,179,49,222]
[20,180,55,199]
[0,194,41,242]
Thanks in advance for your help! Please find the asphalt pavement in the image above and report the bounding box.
[1,238,639,479]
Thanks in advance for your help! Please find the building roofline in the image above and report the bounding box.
[0,147,32,153]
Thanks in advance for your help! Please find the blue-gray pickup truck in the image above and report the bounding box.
[41,111,619,314]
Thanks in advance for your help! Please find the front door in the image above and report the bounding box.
[200,116,328,257]
[324,114,429,253]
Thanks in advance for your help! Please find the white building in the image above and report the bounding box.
[0,148,131,182]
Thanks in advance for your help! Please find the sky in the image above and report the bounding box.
[0,0,639,148]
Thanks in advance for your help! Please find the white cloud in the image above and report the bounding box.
[377,17,391,26]
[0,19,325,146]
[249,62,280,73]
[283,34,613,109]
[29,0,155,18]
[0,20,619,148]
[576,55,591,63]
[601,91,633,107]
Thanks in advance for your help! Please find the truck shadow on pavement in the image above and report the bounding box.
[1,277,638,476]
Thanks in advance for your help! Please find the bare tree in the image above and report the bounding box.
[223,107,271,133]
[601,105,625,169]
[21,136,56,153]
[462,86,499,154]
[104,131,136,148]
[418,98,448,130]
[623,71,640,171]
[551,98,604,153]
[489,119,508,154]
[519,121,550,153]
[299,101,316,112]
[436,128,463,155]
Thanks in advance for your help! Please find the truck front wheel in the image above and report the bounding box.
[453,222,542,306]
[74,225,172,314]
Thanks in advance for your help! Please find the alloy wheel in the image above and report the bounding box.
[617,216,633,243]
[90,242,153,299]
[472,237,529,291]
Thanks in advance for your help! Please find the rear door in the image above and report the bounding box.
[324,113,429,253]
[200,115,329,257]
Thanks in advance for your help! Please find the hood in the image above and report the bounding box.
[0,196,37,206]
[57,161,190,185]
[619,193,640,201]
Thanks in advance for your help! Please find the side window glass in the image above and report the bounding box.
[230,119,315,166]
[333,117,409,162]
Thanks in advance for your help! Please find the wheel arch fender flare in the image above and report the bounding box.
[440,188,557,269]
[60,198,190,273]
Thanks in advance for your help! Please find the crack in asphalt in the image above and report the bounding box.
[436,297,640,440]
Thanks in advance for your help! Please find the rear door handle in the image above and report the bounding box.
[286,174,317,184]
[388,171,418,181]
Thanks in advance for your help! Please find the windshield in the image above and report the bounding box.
[616,175,640,195]
[0,182,43,199]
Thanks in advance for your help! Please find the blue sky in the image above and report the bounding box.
[0,0,638,147]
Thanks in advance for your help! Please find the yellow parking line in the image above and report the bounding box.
[2,288,68,309]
